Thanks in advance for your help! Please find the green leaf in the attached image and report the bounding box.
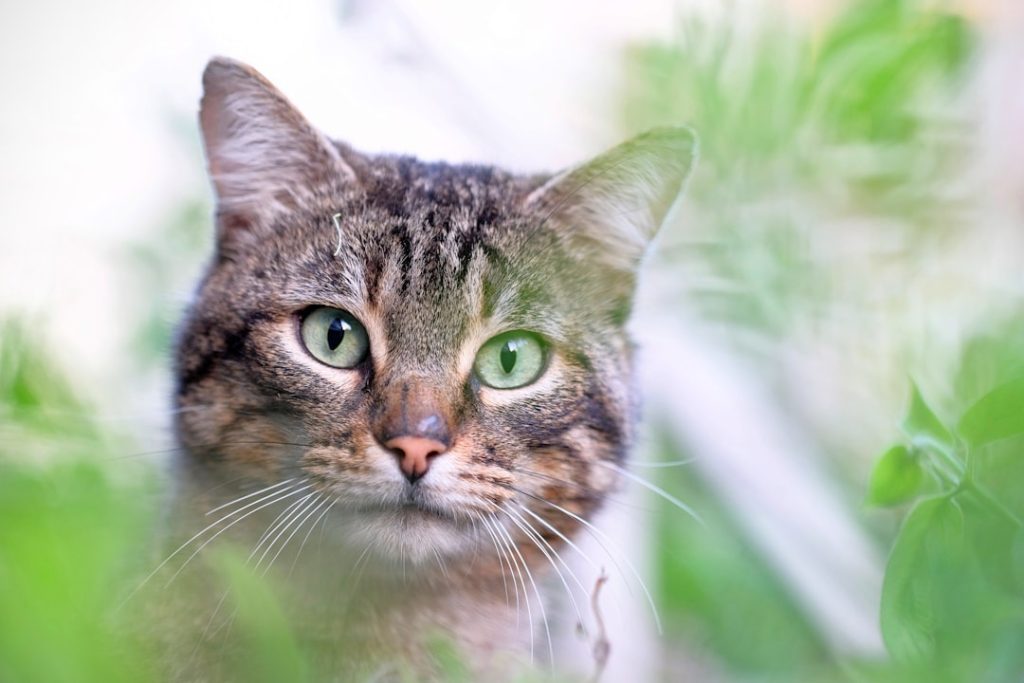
[960,493,1023,595]
[882,492,1020,668]
[957,376,1024,449]
[881,495,962,662]
[867,445,925,507]
[901,381,955,450]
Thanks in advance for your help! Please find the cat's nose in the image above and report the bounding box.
[372,379,453,482]
[384,435,447,483]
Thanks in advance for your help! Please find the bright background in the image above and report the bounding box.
[2,1,1024,681]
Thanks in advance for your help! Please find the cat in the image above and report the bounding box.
[168,56,695,680]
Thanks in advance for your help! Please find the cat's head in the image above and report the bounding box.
[175,57,695,565]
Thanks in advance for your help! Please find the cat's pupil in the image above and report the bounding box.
[500,342,517,374]
[327,318,347,351]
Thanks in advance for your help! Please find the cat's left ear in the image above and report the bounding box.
[525,127,697,274]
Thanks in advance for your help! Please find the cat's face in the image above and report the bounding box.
[175,58,694,565]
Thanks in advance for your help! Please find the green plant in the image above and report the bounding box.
[867,327,1024,681]
[624,0,973,339]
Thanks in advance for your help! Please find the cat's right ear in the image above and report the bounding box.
[199,57,357,247]
[525,127,697,276]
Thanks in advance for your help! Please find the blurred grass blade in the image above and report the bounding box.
[215,552,309,683]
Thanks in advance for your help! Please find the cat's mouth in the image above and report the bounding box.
[397,499,451,520]
[338,491,478,564]
[347,493,460,525]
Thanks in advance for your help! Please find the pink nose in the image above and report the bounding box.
[385,435,447,482]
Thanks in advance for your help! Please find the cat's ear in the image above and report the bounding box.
[199,57,357,242]
[525,127,697,274]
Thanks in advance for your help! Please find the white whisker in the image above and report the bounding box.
[628,458,697,468]
[516,487,663,635]
[119,481,302,607]
[165,484,311,586]
[475,512,511,609]
[596,460,705,526]
[248,494,310,562]
[252,492,318,572]
[288,498,335,578]
[517,504,599,572]
[430,546,451,580]
[190,589,231,663]
[504,506,587,629]
[486,515,530,656]
[206,478,296,516]
[481,514,517,619]
[259,494,324,576]
[493,511,553,666]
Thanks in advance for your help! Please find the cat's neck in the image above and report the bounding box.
[287,544,543,675]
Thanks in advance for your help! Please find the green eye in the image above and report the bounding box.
[474,331,547,389]
[300,307,369,368]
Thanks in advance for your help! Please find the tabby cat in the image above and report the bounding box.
[169,56,695,679]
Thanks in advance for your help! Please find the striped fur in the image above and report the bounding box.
[171,57,694,675]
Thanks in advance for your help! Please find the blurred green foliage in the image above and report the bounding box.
[0,461,155,683]
[653,449,833,676]
[652,322,1024,683]
[867,324,1024,681]
[0,318,104,459]
[0,320,155,682]
[625,0,1023,681]
[625,0,973,337]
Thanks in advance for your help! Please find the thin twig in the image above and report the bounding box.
[590,570,610,683]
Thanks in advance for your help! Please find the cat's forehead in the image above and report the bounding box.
[353,154,539,224]
[346,213,553,354]
[351,159,543,261]
[287,157,565,358]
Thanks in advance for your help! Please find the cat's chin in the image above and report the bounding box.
[340,504,479,566]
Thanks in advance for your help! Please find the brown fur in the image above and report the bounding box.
[169,57,695,678]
